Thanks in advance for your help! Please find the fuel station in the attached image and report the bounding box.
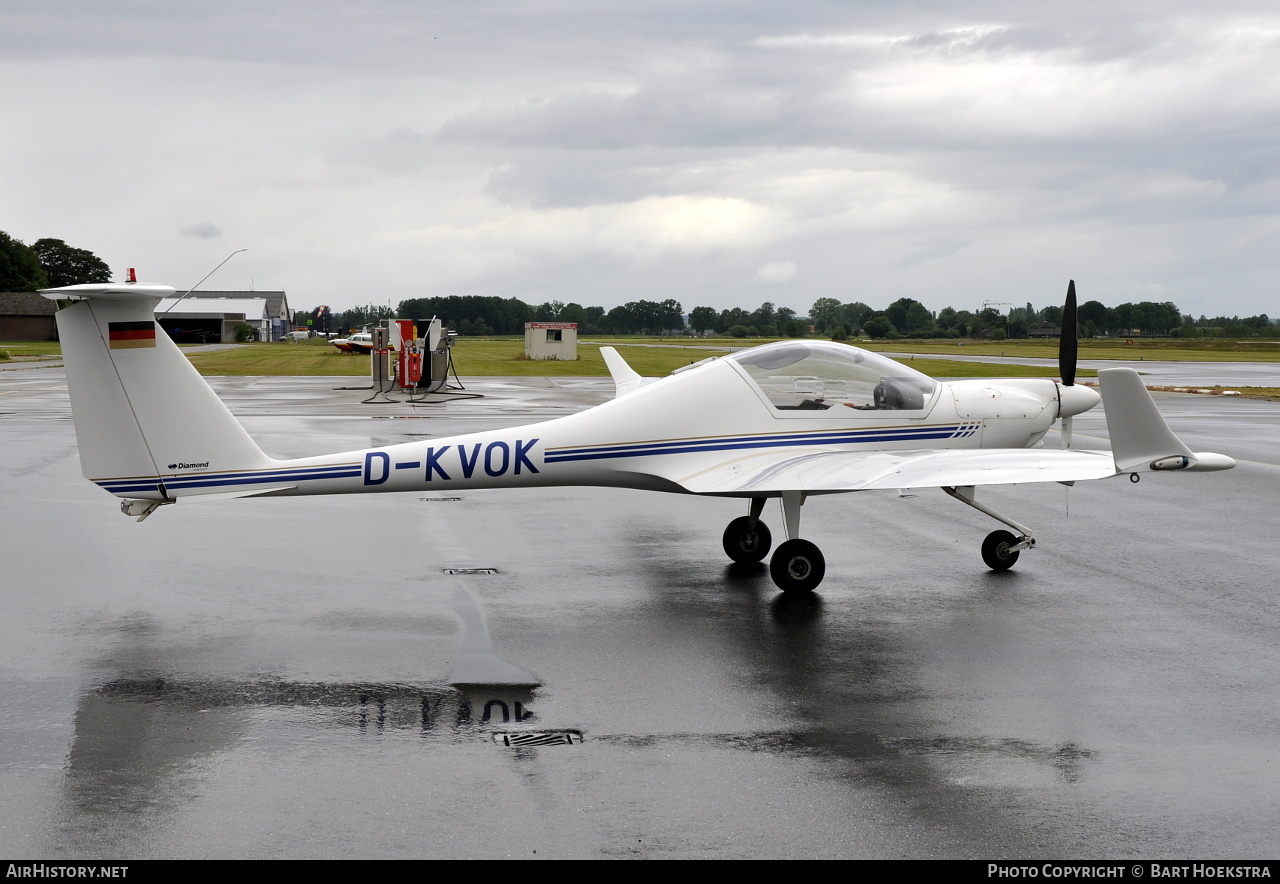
[365,317,459,402]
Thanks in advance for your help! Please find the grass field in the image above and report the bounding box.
[0,341,63,359]
[186,338,699,377]
[5,336,1280,397]
[178,337,1088,380]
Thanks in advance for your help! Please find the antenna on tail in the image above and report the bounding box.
[159,248,248,316]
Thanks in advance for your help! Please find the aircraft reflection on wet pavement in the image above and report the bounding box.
[65,674,1089,782]
[85,678,541,736]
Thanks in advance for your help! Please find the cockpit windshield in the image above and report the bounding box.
[727,341,937,412]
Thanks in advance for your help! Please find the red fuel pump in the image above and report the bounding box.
[393,319,421,387]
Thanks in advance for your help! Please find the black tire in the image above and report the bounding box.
[981,530,1020,571]
[769,539,826,593]
[722,516,772,563]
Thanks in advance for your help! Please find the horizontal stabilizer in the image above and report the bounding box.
[41,282,176,302]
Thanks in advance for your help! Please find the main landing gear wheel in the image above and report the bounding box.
[981,530,1021,571]
[722,516,772,563]
[770,539,826,593]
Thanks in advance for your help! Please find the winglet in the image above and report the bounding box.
[600,346,646,398]
[1099,368,1235,473]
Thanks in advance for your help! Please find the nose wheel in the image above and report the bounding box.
[944,487,1036,572]
[981,530,1021,571]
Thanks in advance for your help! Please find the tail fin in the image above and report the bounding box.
[47,283,274,501]
[599,345,669,398]
[600,346,643,397]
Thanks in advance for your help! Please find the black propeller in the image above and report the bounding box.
[1060,279,1077,387]
[1059,280,1079,449]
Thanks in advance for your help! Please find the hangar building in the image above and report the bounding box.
[155,291,291,343]
[1,289,292,343]
[0,292,58,340]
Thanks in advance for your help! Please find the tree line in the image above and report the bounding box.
[0,231,112,291]
[345,293,1273,340]
[807,296,1273,339]
[346,297,810,338]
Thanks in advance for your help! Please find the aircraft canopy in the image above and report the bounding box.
[727,341,938,412]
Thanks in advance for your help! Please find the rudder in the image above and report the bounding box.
[48,283,274,501]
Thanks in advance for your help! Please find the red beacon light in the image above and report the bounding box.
[126,268,137,283]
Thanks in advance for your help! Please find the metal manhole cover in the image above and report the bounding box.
[420,497,462,502]
[493,730,583,747]
[443,568,498,575]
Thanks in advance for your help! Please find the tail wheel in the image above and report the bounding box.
[981,530,1021,571]
[769,539,826,593]
[722,516,772,563]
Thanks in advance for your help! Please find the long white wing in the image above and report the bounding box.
[674,447,1117,495]
[674,368,1240,495]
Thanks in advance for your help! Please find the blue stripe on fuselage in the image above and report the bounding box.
[543,424,979,463]
[96,462,361,494]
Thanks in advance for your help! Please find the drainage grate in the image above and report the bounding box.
[493,730,582,747]
[420,497,462,502]
[443,568,498,575]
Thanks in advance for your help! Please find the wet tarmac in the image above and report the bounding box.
[1,370,1278,858]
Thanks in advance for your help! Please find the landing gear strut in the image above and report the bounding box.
[944,486,1035,572]
[722,493,826,593]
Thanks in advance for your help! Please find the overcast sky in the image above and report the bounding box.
[4,1,1280,318]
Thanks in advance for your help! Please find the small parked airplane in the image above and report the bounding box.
[43,279,1234,593]
[330,331,376,354]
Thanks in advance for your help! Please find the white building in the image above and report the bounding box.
[524,322,578,360]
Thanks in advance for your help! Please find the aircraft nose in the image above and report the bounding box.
[1058,383,1101,418]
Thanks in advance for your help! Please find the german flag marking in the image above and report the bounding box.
[108,321,156,349]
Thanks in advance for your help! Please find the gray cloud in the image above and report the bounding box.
[756,260,798,283]
[896,235,971,268]
[3,1,1280,318]
[180,222,223,239]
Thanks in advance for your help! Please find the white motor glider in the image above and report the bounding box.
[43,280,1234,593]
